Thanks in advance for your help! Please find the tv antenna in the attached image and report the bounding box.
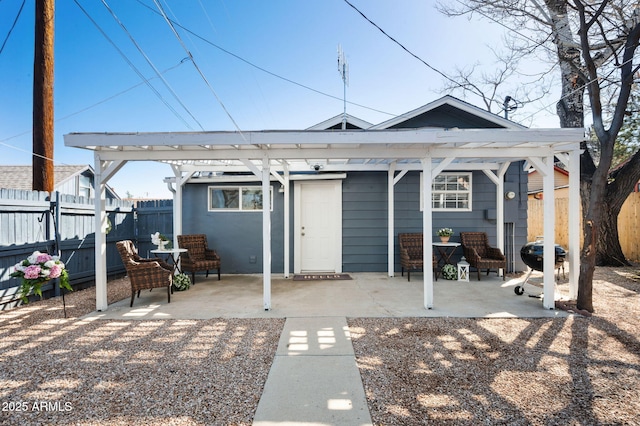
[337,45,349,129]
[503,96,520,120]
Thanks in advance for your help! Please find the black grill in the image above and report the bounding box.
[520,241,567,272]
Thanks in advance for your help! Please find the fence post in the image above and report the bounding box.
[52,191,61,297]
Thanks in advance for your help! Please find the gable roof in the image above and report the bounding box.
[306,113,373,130]
[370,95,525,130]
[0,165,86,190]
[0,164,119,198]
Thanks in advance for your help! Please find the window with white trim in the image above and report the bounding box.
[208,186,273,211]
[420,172,472,211]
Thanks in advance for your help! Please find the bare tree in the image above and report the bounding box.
[438,0,640,312]
[440,47,551,119]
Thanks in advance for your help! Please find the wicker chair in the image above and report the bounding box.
[116,240,173,307]
[460,232,506,280]
[177,234,221,284]
[398,233,437,282]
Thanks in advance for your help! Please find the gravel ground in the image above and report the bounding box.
[0,278,284,425]
[348,267,640,425]
[1,268,639,425]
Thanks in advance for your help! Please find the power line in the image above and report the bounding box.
[100,0,205,130]
[134,0,396,118]
[58,58,191,122]
[342,0,459,87]
[0,0,26,56]
[73,0,195,130]
[152,0,245,135]
[0,59,190,162]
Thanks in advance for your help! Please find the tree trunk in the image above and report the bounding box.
[596,202,629,266]
[578,218,596,312]
[596,149,640,266]
[33,0,55,192]
[546,0,585,129]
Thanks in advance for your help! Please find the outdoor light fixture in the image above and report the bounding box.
[505,191,516,200]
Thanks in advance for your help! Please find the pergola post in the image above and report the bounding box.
[483,162,510,277]
[94,155,108,312]
[422,158,434,309]
[568,149,580,299]
[388,163,395,277]
[93,156,125,312]
[282,166,290,278]
[262,158,272,310]
[542,155,556,309]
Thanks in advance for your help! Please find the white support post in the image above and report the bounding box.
[92,157,125,312]
[568,149,580,299]
[483,162,510,277]
[171,167,193,252]
[542,155,556,309]
[262,158,272,310]
[283,166,290,278]
[388,163,396,277]
[422,158,434,309]
[94,156,108,312]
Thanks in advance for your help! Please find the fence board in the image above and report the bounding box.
[528,192,640,261]
[0,190,173,307]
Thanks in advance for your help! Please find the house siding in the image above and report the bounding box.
[343,172,388,272]
[181,182,285,274]
[387,105,503,129]
[182,164,528,275]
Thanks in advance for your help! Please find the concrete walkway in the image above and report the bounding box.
[253,317,372,426]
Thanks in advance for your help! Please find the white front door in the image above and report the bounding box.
[294,180,342,273]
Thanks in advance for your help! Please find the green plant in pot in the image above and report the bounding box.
[173,273,191,291]
[441,264,458,280]
[437,227,454,243]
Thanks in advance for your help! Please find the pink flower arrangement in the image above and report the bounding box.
[11,251,72,303]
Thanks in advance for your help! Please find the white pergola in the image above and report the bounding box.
[64,127,585,312]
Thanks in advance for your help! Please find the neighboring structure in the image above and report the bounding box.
[0,165,120,200]
[528,165,570,199]
[65,95,585,312]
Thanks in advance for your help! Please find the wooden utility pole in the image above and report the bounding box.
[33,0,55,192]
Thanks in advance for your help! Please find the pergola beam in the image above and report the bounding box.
[65,128,586,148]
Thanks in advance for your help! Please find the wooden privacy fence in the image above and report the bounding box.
[0,190,173,308]
[528,192,640,262]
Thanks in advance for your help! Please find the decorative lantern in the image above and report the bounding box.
[457,256,470,282]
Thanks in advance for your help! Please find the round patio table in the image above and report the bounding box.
[150,248,187,275]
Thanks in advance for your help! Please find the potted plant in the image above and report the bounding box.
[441,263,458,280]
[437,228,454,243]
[173,273,191,291]
[151,232,170,250]
[10,251,72,303]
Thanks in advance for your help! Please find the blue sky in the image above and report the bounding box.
[0,0,561,198]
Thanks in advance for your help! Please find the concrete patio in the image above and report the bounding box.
[83,271,567,320]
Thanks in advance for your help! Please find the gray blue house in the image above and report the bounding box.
[181,96,528,275]
[65,95,584,311]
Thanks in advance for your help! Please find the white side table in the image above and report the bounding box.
[150,248,188,275]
